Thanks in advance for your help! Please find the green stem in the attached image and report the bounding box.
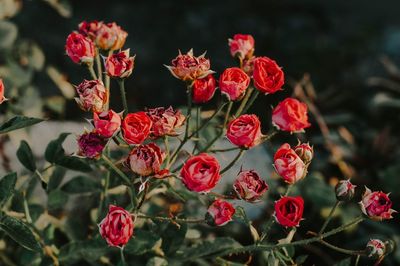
[136,214,204,224]
[120,248,126,266]
[23,193,32,224]
[209,147,240,153]
[88,64,97,80]
[258,217,275,244]
[235,86,254,117]
[220,149,245,174]
[164,136,171,166]
[192,106,201,153]
[242,89,260,114]
[318,239,366,256]
[355,255,360,266]
[284,185,293,196]
[105,50,112,89]
[101,154,131,185]
[95,51,103,82]
[218,216,364,257]
[319,200,341,235]
[118,79,128,116]
[188,102,227,138]
[185,85,193,139]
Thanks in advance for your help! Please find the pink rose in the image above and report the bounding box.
[93,110,121,138]
[125,143,165,177]
[75,79,108,112]
[99,205,134,247]
[359,187,396,221]
[273,143,307,184]
[180,153,221,193]
[219,67,250,101]
[206,199,235,226]
[226,114,262,148]
[228,34,255,60]
[233,170,268,202]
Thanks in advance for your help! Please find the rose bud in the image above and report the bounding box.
[65,32,96,65]
[180,153,221,193]
[219,67,250,101]
[0,79,8,104]
[226,114,262,148]
[75,79,108,113]
[294,142,313,164]
[205,199,235,226]
[146,106,185,138]
[99,205,134,247]
[78,20,102,40]
[122,112,152,145]
[125,143,165,177]
[366,239,386,258]
[272,97,311,133]
[273,143,307,184]
[228,34,255,60]
[359,187,396,221]
[253,57,284,94]
[105,49,135,79]
[165,49,213,82]
[274,196,304,227]
[335,180,356,202]
[93,110,122,138]
[77,131,107,159]
[192,74,217,104]
[233,170,268,202]
[96,22,128,51]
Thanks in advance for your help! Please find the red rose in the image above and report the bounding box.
[226,114,262,148]
[166,49,213,81]
[0,79,7,104]
[253,57,284,94]
[294,142,313,164]
[125,143,165,177]
[78,20,102,40]
[228,34,255,60]
[65,32,96,65]
[75,79,108,112]
[272,98,311,133]
[122,112,152,145]
[206,199,235,226]
[274,196,304,227]
[77,131,107,159]
[180,153,221,193]
[233,170,268,202]
[94,110,121,138]
[105,49,135,79]
[360,187,396,221]
[146,106,185,138]
[96,22,128,51]
[219,67,250,101]
[192,74,217,104]
[273,143,307,184]
[99,205,134,247]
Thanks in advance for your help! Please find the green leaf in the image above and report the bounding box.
[0,21,18,49]
[56,156,92,172]
[179,237,242,261]
[0,116,44,134]
[61,176,101,194]
[0,215,41,252]
[47,166,67,191]
[16,140,36,172]
[333,257,352,266]
[58,238,109,264]
[47,190,68,210]
[125,229,161,255]
[44,133,70,163]
[159,221,187,255]
[0,172,17,207]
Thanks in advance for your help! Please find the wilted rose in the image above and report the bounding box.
[360,187,396,221]
[366,239,386,258]
[75,79,108,112]
[105,49,135,79]
[146,106,185,138]
[125,143,165,177]
[233,170,268,202]
[77,131,107,159]
[78,20,102,40]
[96,22,127,51]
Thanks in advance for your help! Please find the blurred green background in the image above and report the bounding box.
[2,0,400,265]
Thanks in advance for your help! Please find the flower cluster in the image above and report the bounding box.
[63,23,396,265]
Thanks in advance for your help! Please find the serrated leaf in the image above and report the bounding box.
[58,238,109,264]
[61,176,101,194]
[0,215,41,252]
[125,229,161,255]
[0,172,17,207]
[16,140,36,172]
[0,116,44,134]
[44,133,70,163]
[56,156,92,172]
[47,189,68,210]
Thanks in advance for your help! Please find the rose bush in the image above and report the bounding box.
[0,24,396,266]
